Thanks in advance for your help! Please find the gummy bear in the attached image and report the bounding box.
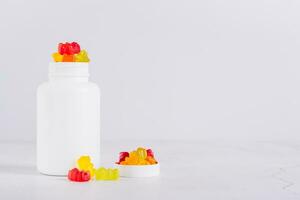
[75,50,90,62]
[118,147,158,165]
[53,42,89,62]
[58,42,81,55]
[95,167,119,181]
[146,149,154,157]
[118,152,129,163]
[136,147,147,160]
[108,168,119,180]
[145,156,157,164]
[77,156,96,178]
[70,42,81,54]
[125,152,139,165]
[62,54,75,62]
[58,43,67,55]
[95,167,106,180]
[68,168,90,182]
[52,52,63,62]
[64,43,73,55]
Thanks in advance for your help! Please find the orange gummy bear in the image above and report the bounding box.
[62,54,75,62]
[146,156,157,164]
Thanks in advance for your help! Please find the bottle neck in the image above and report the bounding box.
[49,76,89,82]
[48,62,89,82]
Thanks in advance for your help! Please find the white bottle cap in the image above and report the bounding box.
[115,163,160,178]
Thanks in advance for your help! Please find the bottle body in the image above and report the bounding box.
[37,63,100,175]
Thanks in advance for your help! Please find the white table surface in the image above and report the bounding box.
[0,140,299,199]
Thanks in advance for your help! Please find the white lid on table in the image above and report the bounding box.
[115,163,160,178]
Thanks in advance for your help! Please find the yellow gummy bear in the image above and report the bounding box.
[95,167,119,180]
[77,156,96,178]
[52,52,63,62]
[108,168,119,180]
[75,50,90,62]
[136,147,147,160]
[95,167,106,180]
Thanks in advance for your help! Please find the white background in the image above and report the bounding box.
[1,0,300,142]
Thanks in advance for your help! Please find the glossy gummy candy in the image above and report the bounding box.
[118,152,129,163]
[75,50,90,62]
[52,52,63,62]
[70,42,81,54]
[146,149,154,157]
[58,42,79,55]
[58,43,68,55]
[145,156,157,164]
[136,147,147,160]
[77,156,96,178]
[68,168,90,182]
[53,42,89,62]
[118,147,158,165]
[68,155,120,182]
[62,54,75,62]
[95,167,119,181]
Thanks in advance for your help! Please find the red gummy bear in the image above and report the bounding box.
[70,42,81,54]
[58,43,67,55]
[68,168,90,182]
[118,152,129,163]
[146,149,154,157]
[58,42,81,55]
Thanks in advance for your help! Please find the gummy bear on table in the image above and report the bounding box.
[95,167,119,180]
[68,168,90,182]
[52,42,90,62]
[68,155,119,182]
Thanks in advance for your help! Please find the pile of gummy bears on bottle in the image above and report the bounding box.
[116,147,158,165]
[52,42,90,62]
[68,156,119,182]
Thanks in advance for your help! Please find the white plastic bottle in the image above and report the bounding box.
[37,62,100,175]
